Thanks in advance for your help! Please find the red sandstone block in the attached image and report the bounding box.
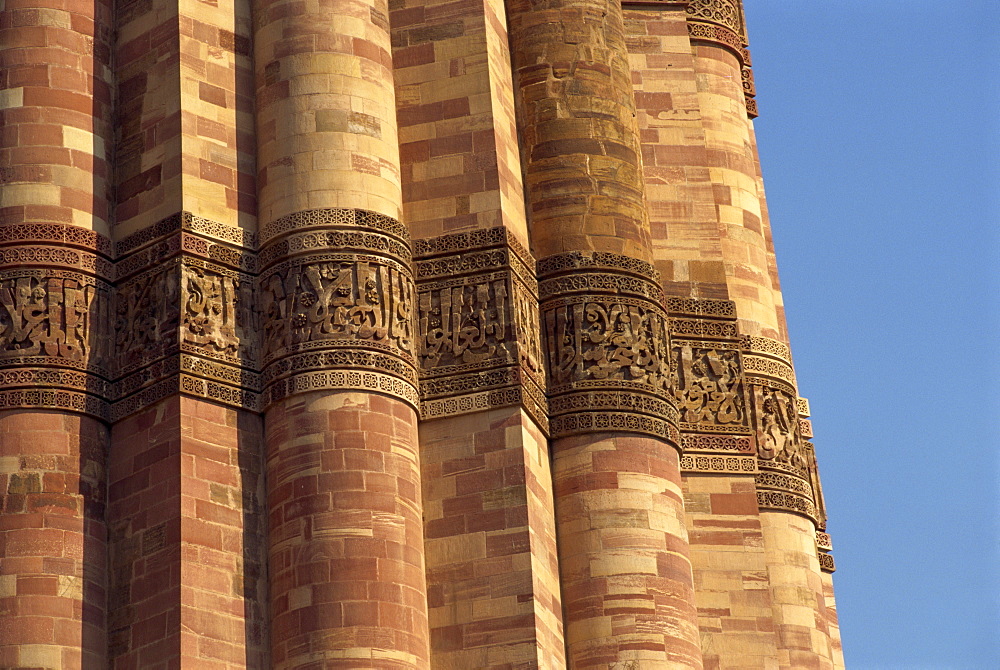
[711,493,759,515]
[16,575,59,596]
[0,614,55,644]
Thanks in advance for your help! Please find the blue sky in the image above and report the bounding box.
[743,1,999,667]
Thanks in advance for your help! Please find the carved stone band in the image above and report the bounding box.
[539,251,678,442]
[259,209,419,410]
[0,266,113,417]
[414,227,546,428]
[681,454,757,474]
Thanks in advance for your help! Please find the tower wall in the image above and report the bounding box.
[0,0,842,667]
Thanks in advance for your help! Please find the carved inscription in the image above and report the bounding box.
[545,299,671,392]
[115,265,180,375]
[260,257,416,365]
[181,264,257,363]
[753,386,806,468]
[419,279,510,371]
[673,346,745,427]
[0,272,111,373]
[413,228,545,423]
[539,251,679,441]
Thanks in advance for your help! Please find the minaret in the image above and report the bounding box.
[624,1,844,667]
[252,0,431,665]
[507,0,705,666]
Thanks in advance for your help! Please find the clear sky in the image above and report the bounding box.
[742,1,999,667]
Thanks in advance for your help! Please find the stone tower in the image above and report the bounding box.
[0,0,843,667]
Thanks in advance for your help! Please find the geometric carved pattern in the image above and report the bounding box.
[685,0,747,43]
[816,531,833,552]
[681,433,754,454]
[539,251,677,442]
[797,396,811,417]
[680,454,757,474]
[756,489,817,520]
[414,227,546,430]
[818,551,836,573]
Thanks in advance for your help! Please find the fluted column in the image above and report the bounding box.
[682,2,838,667]
[508,0,703,666]
[0,0,114,666]
[253,0,430,666]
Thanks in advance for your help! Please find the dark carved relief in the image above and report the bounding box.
[546,299,671,391]
[0,222,115,416]
[0,272,111,370]
[181,263,257,365]
[115,262,181,377]
[540,251,677,442]
[110,215,262,418]
[260,257,415,364]
[414,227,545,427]
[752,386,806,468]
[258,207,420,410]
[673,346,746,429]
[419,279,509,371]
[0,268,113,418]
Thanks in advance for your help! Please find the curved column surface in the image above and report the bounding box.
[507,0,652,260]
[254,0,429,665]
[690,42,779,339]
[538,254,703,668]
[0,0,113,666]
[254,0,403,224]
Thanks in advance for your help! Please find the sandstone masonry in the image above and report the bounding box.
[0,0,843,667]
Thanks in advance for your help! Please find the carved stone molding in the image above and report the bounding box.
[666,297,735,319]
[797,396,811,417]
[259,208,418,410]
[681,433,754,454]
[414,227,546,428]
[686,0,746,42]
[539,251,677,442]
[260,207,407,248]
[755,489,816,520]
[681,453,757,474]
[816,531,833,553]
[818,551,836,573]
